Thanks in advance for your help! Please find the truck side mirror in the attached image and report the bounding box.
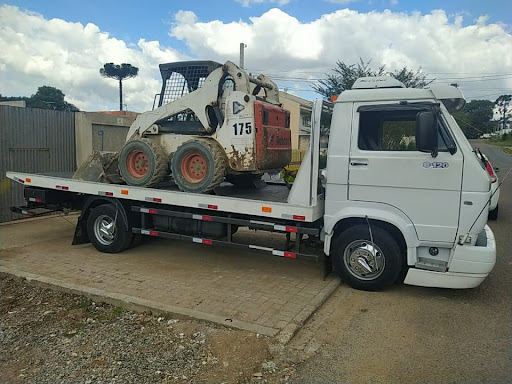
[416,111,438,157]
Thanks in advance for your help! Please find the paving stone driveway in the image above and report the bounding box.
[0,215,339,338]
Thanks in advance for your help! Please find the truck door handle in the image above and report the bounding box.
[350,161,368,166]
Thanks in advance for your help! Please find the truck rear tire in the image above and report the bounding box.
[87,204,133,253]
[128,234,145,249]
[332,225,402,291]
[119,138,168,187]
[171,140,226,193]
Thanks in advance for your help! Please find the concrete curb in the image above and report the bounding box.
[0,266,279,337]
[1,264,340,344]
[273,276,341,349]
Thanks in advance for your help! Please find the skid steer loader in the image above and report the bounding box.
[98,60,292,193]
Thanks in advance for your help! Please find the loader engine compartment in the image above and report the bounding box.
[255,100,292,170]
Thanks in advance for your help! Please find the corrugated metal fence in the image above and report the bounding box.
[0,106,76,222]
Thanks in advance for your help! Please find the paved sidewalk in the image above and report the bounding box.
[0,215,339,338]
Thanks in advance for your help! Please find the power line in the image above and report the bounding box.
[436,74,512,79]
[248,67,512,76]
[277,88,510,99]
[249,67,512,79]
[426,72,512,75]
[465,93,508,99]
[256,75,512,85]
[461,88,512,90]
[432,76,512,83]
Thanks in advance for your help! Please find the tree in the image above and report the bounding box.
[100,63,139,111]
[1,86,79,111]
[452,100,494,138]
[0,94,29,103]
[312,58,433,99]
[392,66,433,89]
[494,94,511,132]
[28,86,79,111]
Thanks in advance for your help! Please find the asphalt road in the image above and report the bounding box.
[290,142,512,383]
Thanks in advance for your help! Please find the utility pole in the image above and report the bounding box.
[239,43,247,69]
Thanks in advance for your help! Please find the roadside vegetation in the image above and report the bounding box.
[487,133,512,154]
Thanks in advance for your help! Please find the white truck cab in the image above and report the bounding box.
[322,78,496,290]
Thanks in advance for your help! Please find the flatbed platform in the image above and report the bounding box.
[7,171,324,223]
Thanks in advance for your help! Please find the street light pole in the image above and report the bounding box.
[239,43,247,69]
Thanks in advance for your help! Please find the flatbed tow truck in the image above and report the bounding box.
[7,79,497,291]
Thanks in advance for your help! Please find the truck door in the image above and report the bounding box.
[348,103,463,243]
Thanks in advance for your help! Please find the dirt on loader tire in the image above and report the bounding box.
[119,138,168,188]
[171,139,226,193]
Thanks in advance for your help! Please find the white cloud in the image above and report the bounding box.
[1,4,511,114]
[324,0,360,4]
[235,0,290,7]
[0,5,185,111]
[170,8,512,101]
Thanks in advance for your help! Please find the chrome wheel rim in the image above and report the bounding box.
[343,240,385,280]
[93,214,116,246]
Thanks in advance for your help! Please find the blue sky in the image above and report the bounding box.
[5,0,511,55]
[1,0,511,111]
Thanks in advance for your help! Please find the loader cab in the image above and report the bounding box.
[153,61,224,135]
[157,61,222,107]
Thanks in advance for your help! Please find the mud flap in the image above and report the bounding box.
[72,214,89,245]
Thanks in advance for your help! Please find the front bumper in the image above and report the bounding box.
[404,225,496,289]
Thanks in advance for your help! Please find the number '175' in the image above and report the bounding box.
[233,122,252,135]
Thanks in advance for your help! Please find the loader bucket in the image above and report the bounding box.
[72,151,123,184]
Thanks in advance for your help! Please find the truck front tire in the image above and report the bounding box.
[87,204,133,253]
[332,225,403,291]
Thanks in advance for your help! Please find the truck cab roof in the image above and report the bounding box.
[336,80,466,112]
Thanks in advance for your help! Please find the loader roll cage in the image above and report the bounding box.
[155,60,278,110]
[158,61,223,107]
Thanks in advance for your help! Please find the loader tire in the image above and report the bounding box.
[171,139,226,193]
[119,138,168,187]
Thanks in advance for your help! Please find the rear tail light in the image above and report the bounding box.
[485,161,497,183]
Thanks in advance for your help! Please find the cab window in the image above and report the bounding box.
[358,108,450,151]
